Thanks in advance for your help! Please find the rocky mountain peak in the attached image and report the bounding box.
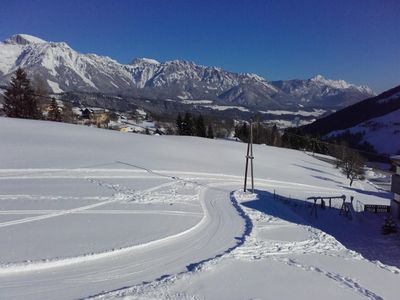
[130,58,161,66]
[3,34,46,45]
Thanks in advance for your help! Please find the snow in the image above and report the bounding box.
[138,58,160,65]
[0,34,374,107]
[101,189,399,300]
[0,117,398,299]
[311,74,373,94]
[378,91,400,103]
[46,79,64,93]
[0,35,135,91]
[181,99,213,104]
[136,108,147,116]
[202,105,250,112]
[3,34,46,45]
[328,109,400,155]
[0,43,24,74]
[266,118,315,128]
[260,108,326,117]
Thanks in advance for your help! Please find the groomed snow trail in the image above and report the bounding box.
[107,191,394,300]
[0,171,245,300]
[1,119,397,300]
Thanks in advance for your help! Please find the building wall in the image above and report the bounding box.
[391,197,400,220]
[391,162,400,220]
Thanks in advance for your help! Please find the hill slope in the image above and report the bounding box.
[302,85,400,154]
[0,117,397,299]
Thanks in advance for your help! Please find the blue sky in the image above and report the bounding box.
[0,0,399,92]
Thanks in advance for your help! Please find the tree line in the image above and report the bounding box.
[234,122,367,186]
[176,112,214,138]
[234,122,281,146]
[2,68,72,122]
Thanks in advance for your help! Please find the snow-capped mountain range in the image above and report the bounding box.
[0,34,374,111]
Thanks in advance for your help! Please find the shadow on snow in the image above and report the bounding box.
[241,189,400,269]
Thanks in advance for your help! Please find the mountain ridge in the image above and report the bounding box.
[0,34,374,111]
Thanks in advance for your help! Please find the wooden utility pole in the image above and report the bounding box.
[244,122,254,193]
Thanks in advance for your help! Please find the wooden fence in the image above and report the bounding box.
[364,204,391,213]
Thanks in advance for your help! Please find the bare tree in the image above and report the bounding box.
[61,102,76,123]
[332,142,348,169]
[340,149,365,186]
[47,98,62,121]
[32,74,50,113]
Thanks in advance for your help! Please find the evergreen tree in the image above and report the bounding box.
[271,124,281,146]
[281,128,308,150]
[382,215,397,234]
[207,124,214,139]
[234,123,249,142]
[195,115,206,137]
[4,68,41,119]
[47,98,62,121]
[176,113,183,135]
[182,112,193,136]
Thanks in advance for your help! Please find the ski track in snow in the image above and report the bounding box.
[107,190,389,300]
[0,166,397,299]
[229,191,388,300]
[230,190,352,260]
[0,167,246,299]
[0,174,203,271]
[0,210,202,216]
[275,257,383,300]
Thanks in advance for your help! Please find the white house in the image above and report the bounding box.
[391,156,400,220]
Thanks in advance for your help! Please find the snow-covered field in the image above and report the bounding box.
[0,117,399,299]
[259,108,327,117]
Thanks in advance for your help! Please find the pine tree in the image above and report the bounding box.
[195,115,206,137]
[234,123,249,142]
[176,113,183,135]
[207,124,214,139]
[4,68,41,119]
[271,124,281,146]
[182,112,193,136]
[382,215,397,234]
[47,98,62,121]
